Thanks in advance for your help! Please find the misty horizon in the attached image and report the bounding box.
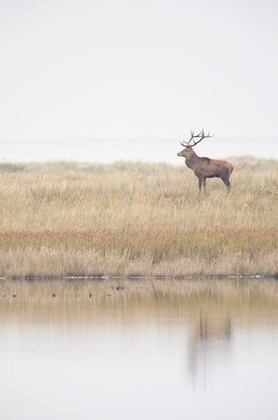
[1,137,277,164]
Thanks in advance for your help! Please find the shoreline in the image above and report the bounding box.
[1,274,277,281]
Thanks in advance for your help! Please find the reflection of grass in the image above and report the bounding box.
[1,279,278,325]
[0,159,277,277]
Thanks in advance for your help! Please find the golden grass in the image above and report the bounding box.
[0,158,277,277]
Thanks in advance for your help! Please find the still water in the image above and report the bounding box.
[1,279,278,420]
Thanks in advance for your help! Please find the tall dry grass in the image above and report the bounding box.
[0,158,277,277]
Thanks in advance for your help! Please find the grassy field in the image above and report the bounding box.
[0,157,277,278]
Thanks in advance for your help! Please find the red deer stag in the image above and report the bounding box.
[177,129,233,193]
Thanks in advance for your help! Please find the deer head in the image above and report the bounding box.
[177,129,215,158]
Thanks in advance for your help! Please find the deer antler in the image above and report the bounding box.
[180,129,215,147]
[180,129,203,147]
[192,128,215,146]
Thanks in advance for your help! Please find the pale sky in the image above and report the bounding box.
[1,0,278,146]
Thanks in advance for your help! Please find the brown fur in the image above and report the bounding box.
[177,146,233,193]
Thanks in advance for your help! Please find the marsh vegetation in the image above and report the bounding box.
[0,158,277,278]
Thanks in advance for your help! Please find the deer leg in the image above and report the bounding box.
[203,178,207,193]
[221,177,231,192]
[198,177,203,193]
[198,176,205,193]
[220,167,232,192]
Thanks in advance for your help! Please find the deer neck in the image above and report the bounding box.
[185,149,199,168]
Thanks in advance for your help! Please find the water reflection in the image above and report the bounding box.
[188,312,232,391]
[1,279,278,420]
